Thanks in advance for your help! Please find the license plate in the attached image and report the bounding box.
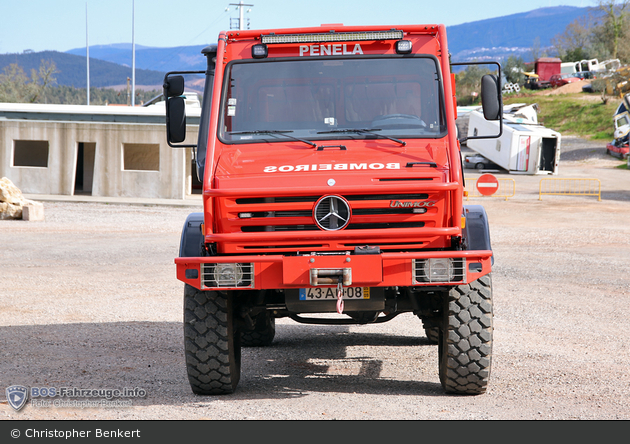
[299,287,370,300]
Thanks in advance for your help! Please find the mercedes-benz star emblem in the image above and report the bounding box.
[314,195,350,231]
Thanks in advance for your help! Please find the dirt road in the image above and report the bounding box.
[1,137,629,420]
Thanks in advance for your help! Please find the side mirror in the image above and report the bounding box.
[480,74,502,121]
[164,75,185,98]
[167,96,186,143]
[164,74,187,146]
[450,61,503,141]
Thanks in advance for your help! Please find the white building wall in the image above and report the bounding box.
[0,117,198,199]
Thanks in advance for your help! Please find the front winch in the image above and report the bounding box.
[309,268,352,286]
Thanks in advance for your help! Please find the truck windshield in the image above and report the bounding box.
[219,56,446,144]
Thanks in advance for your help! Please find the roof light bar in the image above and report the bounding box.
[261,30,403,45]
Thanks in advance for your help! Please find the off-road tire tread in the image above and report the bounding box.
[241,312,275,347]
[424,325,439,344]
[183,284,241,395]
[439,274,493,395]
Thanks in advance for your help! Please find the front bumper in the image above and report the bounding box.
[175,250,492,291]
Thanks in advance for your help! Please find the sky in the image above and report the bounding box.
[0,0,595,54]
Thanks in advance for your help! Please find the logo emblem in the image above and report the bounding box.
[6,385,28,411]
[389,200,436,208]
[314,195,350,231]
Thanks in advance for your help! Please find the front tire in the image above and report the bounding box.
[183,284,241,395]
[438,274,493,395]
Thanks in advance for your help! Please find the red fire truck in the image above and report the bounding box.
[163,24,502,395]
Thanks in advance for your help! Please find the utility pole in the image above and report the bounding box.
[229,2,253,30]
[86,3,90,106]
[131,0,136,106]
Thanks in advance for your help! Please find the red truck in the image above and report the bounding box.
[163,24,502,395]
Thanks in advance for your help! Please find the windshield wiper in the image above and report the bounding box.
[316,128,406,146]
[228,130,317,148]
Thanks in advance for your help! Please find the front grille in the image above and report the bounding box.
[241,221,425,232]
[236,193,429,204]
[219,191,446,253]
[233,193,431,232]
[243,224,318,232]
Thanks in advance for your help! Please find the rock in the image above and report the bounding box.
[22,202,45,221]
[0,201,23,220]
[0,177,44,221]
[0,177,24,205]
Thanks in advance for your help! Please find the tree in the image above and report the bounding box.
[36,60,58,103]
[595,0,629,60]
[455,64,492,106]
[551,14,596,61]
[530,36,542,61]
[504,56,526,85]
[551,2,630,64]
[0,59,58,103]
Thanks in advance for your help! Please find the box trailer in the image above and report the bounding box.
[466,104,561,175]
[524,57,562,89]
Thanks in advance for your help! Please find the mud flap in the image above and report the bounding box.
[179,212,205,258]
[462,205,493,265]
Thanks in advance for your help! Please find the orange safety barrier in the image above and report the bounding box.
[538,178,601,201]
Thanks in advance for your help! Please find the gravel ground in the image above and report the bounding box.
[1,137,629,421]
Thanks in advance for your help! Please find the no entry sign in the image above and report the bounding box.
[476,173,499,196]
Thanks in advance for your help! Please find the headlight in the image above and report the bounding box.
[412,258,467,283]
[212,263,244,287]
[201,263,254,289]
[423,258,453,282]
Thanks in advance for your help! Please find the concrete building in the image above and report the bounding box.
[0,97,201,200]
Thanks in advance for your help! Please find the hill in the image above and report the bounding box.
[66,44,208,73]
[0,50,165,89]
[446,6,594,61]
[62,6,594,71]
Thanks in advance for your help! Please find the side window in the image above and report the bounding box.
[615,114,630,129]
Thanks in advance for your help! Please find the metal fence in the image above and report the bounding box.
[538,178,601,201]
[465,178,516,201]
